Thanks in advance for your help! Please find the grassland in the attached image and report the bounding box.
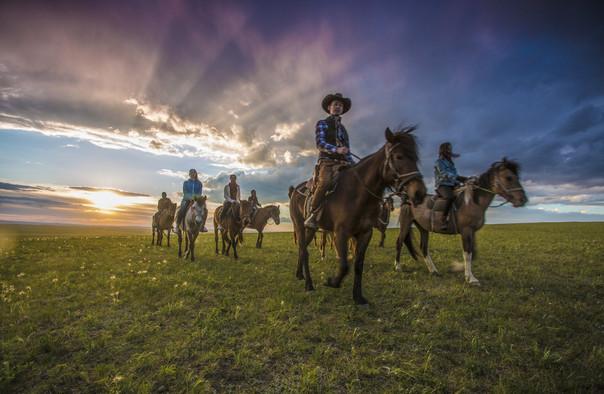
[1,222,603,392]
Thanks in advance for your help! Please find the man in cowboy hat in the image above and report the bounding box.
[434,142,468,230]
[175,169,207,232]
[304,93,354,229]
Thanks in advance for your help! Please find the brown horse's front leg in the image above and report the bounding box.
[352,229,372,305]
[151,227,155,245]
[232,231,239,259]
[326,230,349,288]
[379,230,386,247]
[167,229,171,247]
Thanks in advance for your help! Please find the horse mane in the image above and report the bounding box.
[390,125,419,162]
[490,157,521,176]
[477,157,522,193]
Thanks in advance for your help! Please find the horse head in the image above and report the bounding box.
[192,196,208,226]
[488,158,528,207]
[384,127,427,205]
[272,205,281,225]
[239,200,253,227]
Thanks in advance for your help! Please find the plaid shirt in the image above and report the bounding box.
[315,116,353,163]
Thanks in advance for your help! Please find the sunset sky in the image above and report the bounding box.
[1,0,603,227]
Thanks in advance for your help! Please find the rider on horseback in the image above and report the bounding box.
[434,142,468,230]
[220,174,241,225]
[157,192,172,212]
[304,93,355,229]
[176,169,207,232]
[248,189,261,219]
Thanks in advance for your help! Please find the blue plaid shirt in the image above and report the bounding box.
[315,117,353,163]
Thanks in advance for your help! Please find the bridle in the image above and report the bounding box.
[349,142,422,200]
[470,176,524,207]
[382,142,423,190]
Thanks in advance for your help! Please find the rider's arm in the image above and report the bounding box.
[182,181,190,200]
[236,185,241,202]
[223,185,231,202]
[315,120,338,153]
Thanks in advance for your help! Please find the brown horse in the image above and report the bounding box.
[374,196,395,247]
[395,158,528,285]
[213,200,252,259]
[244,205,281,248]
[177,196,208,262]
[152,203,177,246]
[289,127,426,304]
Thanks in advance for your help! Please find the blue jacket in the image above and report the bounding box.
[434,158,459,188]
[182,179,203,201]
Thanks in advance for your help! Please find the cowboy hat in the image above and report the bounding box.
[321,93,351,114]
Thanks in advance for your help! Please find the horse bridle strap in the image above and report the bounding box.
[383,142,422,186]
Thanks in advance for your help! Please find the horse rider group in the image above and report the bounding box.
[155,92,468,231]
[153,170,263,232]
[304,92,468,230]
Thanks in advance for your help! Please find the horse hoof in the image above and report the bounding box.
[394,262,402,272]
[305,284,315,291]
[431,271,442,277]
[296,273,304,280]
[469,280,481,287]
[355,297,369,306]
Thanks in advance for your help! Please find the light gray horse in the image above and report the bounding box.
[177,196,208,262]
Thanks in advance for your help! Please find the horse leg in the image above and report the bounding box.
[177,230,183,257]
[232,230,239,259]
[294,224,305,280]
[461,228,479,285]
[151,227,155,245]
[159,229,163,246]
[320,231,327,260]
[189,233,196,262]
[256,231,261,248]
[222,230,228,255]
[326,230,350,288]
[419,227,439,275]
[379,230,385,248]
[167,229,171,247]
[184,232,190,259]
[352,229,372,305]
[214,227,219,255]
[300,228,316,290]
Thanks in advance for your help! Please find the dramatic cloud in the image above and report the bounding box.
[1,1,603,225]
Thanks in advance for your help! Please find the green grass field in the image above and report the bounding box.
[1,222,603,392]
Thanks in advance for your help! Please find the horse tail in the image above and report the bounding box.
[288,185,295,199]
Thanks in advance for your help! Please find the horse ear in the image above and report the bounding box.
[385,127,395,143]
[201,195,207,202]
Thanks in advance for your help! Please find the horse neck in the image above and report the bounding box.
[474,170,496,211]
[352,147,387,201]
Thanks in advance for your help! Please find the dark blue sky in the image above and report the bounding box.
[0,0,603,225]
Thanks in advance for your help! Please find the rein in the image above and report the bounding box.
[466,180,523,208]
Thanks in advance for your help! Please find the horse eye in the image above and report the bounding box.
[395,155,403,160]
[506,176,513,181]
